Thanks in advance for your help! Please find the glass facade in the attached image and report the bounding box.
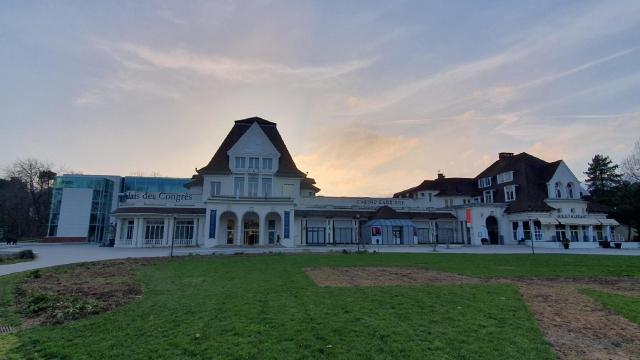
[47,176,114,243]
[122,177,190,193]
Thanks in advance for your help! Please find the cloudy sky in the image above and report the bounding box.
[2,0,639,196]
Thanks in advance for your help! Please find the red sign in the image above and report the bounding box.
[371,226,382,236]
[466,208,472,224]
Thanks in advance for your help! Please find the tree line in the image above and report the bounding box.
[584,138,640,241]
[0,159,56,240]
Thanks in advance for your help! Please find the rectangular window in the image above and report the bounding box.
[504,185,516,202]
[262,177,272,197]
[306,227,325,245]
[126,220,134,240]
[262,158,273,170]
[284,211,290,238]
[234,177,244,197]
[333,220,354,244]
[174,219,194,246]
[428,193,432,202]
[497,171,514,184]
[248,157,260,170]
[209,209,216,239]
[235,157,246,169]
[282,184,294,197]
[483,190,494,203]
[210,181,221,196]
[248,176,259,197]
[415,228,431,244]
[478,177,492,188]
[144,219,164,246]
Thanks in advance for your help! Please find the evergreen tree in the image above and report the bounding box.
[584,154,622,199]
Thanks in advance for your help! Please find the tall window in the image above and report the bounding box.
[248,157,260,170]
[555,182,563,198]
[210,181,221,196]
[428,193,432,202]
[483,190,494,203]
[235,157,246,169]
[234,177,244,197]
[121,220,134,242]
[333,220,354,244]
[248,176,259,197]
[262,158,273,170]
[262,177,272,197]
[144,219,164,245]
[566,182,574,198]
[504,185,516,202]
[174,219,194,245]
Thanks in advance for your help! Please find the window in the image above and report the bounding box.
[420,192,425,197]
[262,177,272,197]
[478,177,492,188]
[248,176,259,197]
[333,220,354,244]
[248,157,260,170]
[121,220,134,242]
[174,219,194,246]
[554,182,563,198]
[504,185,516,202]
[262,158,273,170]
[497,171,514,184]
[210,181,221,196]
[428,193,433,202]
[415,228,431,244]
[144,219,164,245]
[234,157,246,169]
[306,220,326,245]
[483,190,494,203]
[234,177,244,197]
[566,182,574,198]
[282,184,294,197]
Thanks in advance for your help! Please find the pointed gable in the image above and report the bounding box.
[196,117,306,178]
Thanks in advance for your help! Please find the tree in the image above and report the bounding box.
[2,159,57,237]
[584,154,622,199]
[609,181,640,241]
[622,138,640,182]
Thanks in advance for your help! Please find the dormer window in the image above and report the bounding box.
[483,190,494,203]
[497,171,514,184]
[248,157,260,170]
[262,158,273,170]
[235,157,246,169]
[478,177,492,188]
[504,185,516,202]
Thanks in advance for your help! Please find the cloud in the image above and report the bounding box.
[116,43,373,84]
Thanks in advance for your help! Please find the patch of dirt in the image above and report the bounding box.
[15,258,166,327]
[305,267,640,360]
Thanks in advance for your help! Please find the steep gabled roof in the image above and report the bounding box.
[301,177,321,193]
[393,177,476,198]
[196,117,306,178]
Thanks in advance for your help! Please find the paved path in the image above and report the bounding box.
[1,243,639,276]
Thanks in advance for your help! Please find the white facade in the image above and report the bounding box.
[46,118,622,248]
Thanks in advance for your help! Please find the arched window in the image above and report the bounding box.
[554,182,563,198]
[566,183,574,199]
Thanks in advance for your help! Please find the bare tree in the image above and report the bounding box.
[622,138,640,182]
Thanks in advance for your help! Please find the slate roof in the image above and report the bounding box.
[196,117,306,178]
[394,152,569,214]
[393,177,477,198]
[301,177,321,193]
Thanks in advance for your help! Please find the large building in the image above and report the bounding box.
[46,117,623,248]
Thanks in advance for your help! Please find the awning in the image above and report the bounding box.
[598,218,620,226]
[537,217,559,225]
[557,217,602,226]
[365,219,415,227]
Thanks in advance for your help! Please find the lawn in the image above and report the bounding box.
[581,288,640,325]
[1,253,639,359]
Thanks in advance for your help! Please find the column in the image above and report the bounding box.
[326,219,333,245]
[135,217,144,247]
[236,215,242,246]
[163,217,171,246]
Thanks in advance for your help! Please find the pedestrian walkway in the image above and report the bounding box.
[1,243,639,276]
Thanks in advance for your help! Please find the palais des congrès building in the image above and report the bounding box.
[46,117,624,249]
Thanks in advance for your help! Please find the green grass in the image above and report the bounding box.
[0,273,25,327]
[2,253,639,359]
[581,288,640,325]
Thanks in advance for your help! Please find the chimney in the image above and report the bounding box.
[437,172,445,180]
[499,152,514,160]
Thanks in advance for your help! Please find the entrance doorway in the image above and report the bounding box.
[243,212,259,245]
[486,216,499,244]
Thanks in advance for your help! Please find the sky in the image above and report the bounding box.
[1,0,639,197]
